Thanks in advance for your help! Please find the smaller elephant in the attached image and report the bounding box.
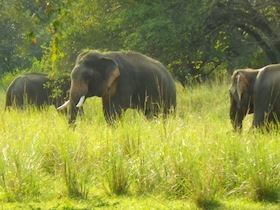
[253,64,280,128]
[5,72,71,110]
[229,68,260,131]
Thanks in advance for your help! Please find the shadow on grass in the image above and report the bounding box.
[26,196,120,210]
[195,196,224,210]
[255,187,280,203]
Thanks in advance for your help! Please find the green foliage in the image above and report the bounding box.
[1,0,280,85]
[60,134,95,198]
[0,1,51,74]
[101,144,130,195]
[43,0,280,85]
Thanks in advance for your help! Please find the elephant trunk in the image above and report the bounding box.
[68,99,79,124]
[68,81,88,124]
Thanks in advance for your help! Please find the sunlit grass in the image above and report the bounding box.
[0,80,279,209]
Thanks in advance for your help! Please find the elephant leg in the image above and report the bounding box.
[143,101,172,119]
[252,85,276,128]
[144,103,161,119]
[143,108,153,119]
[267,112,276,126]
[253,101,269,128]
[267,96,280,126]
[17,96,24,109]
[103,107,123,124]
[139,94,162,118]
[102,99,123,124]
[265,108,280,128]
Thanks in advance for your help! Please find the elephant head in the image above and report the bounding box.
[229,69,259,131]
[58,51,120,124]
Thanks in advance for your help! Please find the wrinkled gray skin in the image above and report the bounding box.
[59,51,177,124]
[229,68,260,131]
[5,72,70,110]
[253,64,280,128]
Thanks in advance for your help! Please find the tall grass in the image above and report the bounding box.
[0,79,279,208]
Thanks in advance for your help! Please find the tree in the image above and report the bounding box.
[0,1,43,74]
[205,0,280,67]
[51,0,219,84]
[0,0,66,75]
[3,0,279,86]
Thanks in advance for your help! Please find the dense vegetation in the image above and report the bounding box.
[0,81,279,209]
[1,0,280,84]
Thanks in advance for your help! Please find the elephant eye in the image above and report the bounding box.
[81,70,95,81]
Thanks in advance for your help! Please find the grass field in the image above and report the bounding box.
[0,78,279,209]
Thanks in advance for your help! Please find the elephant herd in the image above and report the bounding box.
[4,50,280,131]
[5,51,176,124]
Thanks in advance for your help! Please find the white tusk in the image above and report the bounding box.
[57,100,70,110]
[76,95,85,107]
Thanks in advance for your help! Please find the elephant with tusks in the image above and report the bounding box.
[58,50,177,124]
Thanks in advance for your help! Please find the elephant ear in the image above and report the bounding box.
[236,72,249,100]
[76,51,89,63]
[98,58,120,89]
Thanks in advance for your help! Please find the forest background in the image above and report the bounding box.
[1,0,280,85]
[0,1,280,209]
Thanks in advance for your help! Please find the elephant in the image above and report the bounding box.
[229,63,280,131]
[58,50,177,124]
[229,68,260,131]
[253,64,280,128]
[5,72,71,110]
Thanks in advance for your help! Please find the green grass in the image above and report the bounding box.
[0,79,279,209]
